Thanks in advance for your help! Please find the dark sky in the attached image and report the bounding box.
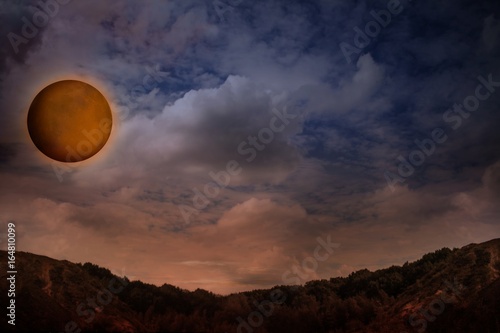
[0,0,499,294]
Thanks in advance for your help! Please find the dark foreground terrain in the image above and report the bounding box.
[1,238,500,332]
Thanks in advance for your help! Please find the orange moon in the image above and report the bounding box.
[27,80,112,163]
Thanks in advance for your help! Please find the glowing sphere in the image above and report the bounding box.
[27,80,112,163]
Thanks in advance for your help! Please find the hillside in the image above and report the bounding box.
[1,239,500,332]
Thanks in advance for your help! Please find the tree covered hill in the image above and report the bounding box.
[1,238,499,332]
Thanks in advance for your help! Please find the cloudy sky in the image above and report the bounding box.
[1,0,500,294]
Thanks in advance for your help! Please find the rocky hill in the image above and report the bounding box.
[1,238,500,332]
